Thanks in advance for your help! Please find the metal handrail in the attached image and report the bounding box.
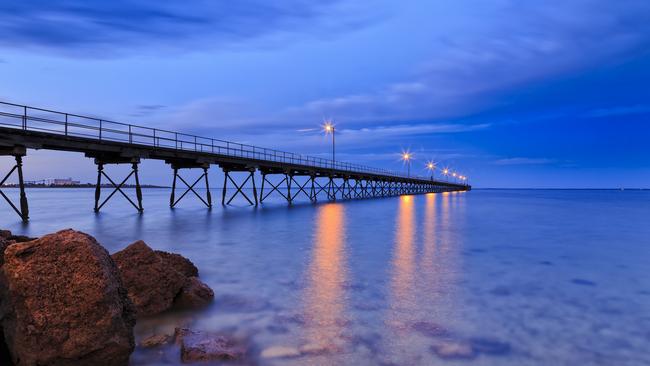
[0,101,466,184]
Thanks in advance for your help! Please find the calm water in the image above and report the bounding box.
[1,188,649,365]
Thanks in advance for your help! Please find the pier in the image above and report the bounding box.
[0,101,470,221]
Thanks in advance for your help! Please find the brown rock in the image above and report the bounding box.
[175,328,246,362]
[0,232,13,365]
[156,250,199,277]
[0,230,10,240]
[7,235,35,243]
[175,277,214,309]
[1,229,135,366]
[140,334,172,348]
[112,240,185,316]
[112,241,186,317]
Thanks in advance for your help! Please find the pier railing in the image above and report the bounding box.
[0,101,461,182]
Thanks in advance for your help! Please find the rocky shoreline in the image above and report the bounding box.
[0,229,241,365]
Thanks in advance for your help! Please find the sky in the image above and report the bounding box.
[0,0,649,188]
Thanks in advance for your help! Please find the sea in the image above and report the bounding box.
[1,188,649,365]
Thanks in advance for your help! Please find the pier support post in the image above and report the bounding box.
[287,173,293,204]
[92,156,143,213]
[311,176,329,202]
[0,146,29,221]
[169,163,212,208]
[286,173,313,203]
[259,171,289,203]
[221,166,256,205]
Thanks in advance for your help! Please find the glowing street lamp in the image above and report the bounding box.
[401,151,412,177]
[442,168,449,182]
[426,161,436,180]
[323,120,335,166]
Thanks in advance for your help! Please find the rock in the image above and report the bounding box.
[175,328,246,362]
[430,340,476,360]
[175,277,214,309]
[261,345,301,359]
[300,342,332,355]
[469,337,511,355]
[0,230,11,240]
[1,229,135,366]
[7,235,35,243]
[411,321,449,337]
[0,233,14,363]
[0,238,14,266]
[0,331,11,366]
[112,240,186,317]
[156,250,199,277]
[140,334,172,348]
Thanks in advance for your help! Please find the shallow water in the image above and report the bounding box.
[2,188,650,365]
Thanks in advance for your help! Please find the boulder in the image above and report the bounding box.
[139,334,172,348]
[0,230,14,365]
[174,277,214,309]
[1,229,135,366]
[112,241,186,317]
[156,250,199,277]
[175,328,247,362]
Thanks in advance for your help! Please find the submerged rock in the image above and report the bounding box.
[156,250,199,277]
[1,229,135,366]
[411,321,449,337]
[469,337,511,355]
[175,328,247,362]
[261,345,301,359]
[140,334,173,348]
[175,276,215,309]
[112,241,186,317]
[430,340,476,360]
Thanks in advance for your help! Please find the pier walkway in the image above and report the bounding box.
[0,101,470,221]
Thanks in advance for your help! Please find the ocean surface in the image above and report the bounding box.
[1,188,649,365]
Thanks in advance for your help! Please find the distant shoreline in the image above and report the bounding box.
[1,186,647,190]
[1,184,169,189]
[474,187,649,191]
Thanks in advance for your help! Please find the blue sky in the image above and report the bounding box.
[1,0,649,188]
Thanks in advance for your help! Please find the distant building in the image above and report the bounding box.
[50,178,80,186]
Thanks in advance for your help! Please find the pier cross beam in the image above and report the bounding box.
[221,164,257,206]
[286,172,314,204]
[0,146,29,221]
[89,154,143,213]
[310,176,330,202]
[167,160,212,209]
[259,169,288,203]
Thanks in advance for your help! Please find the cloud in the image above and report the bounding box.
[280,1,650,125]
[130,104,166,117]
[0,0,376,55]
[493,157,556,166]
[584,105,650,118]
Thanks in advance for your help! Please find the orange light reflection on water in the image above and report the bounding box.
[303,203,348,356]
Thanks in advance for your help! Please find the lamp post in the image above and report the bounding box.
[426,161,436,180]
[402,152,412,177]
[442,168,449,182]
[324,121,335,167]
